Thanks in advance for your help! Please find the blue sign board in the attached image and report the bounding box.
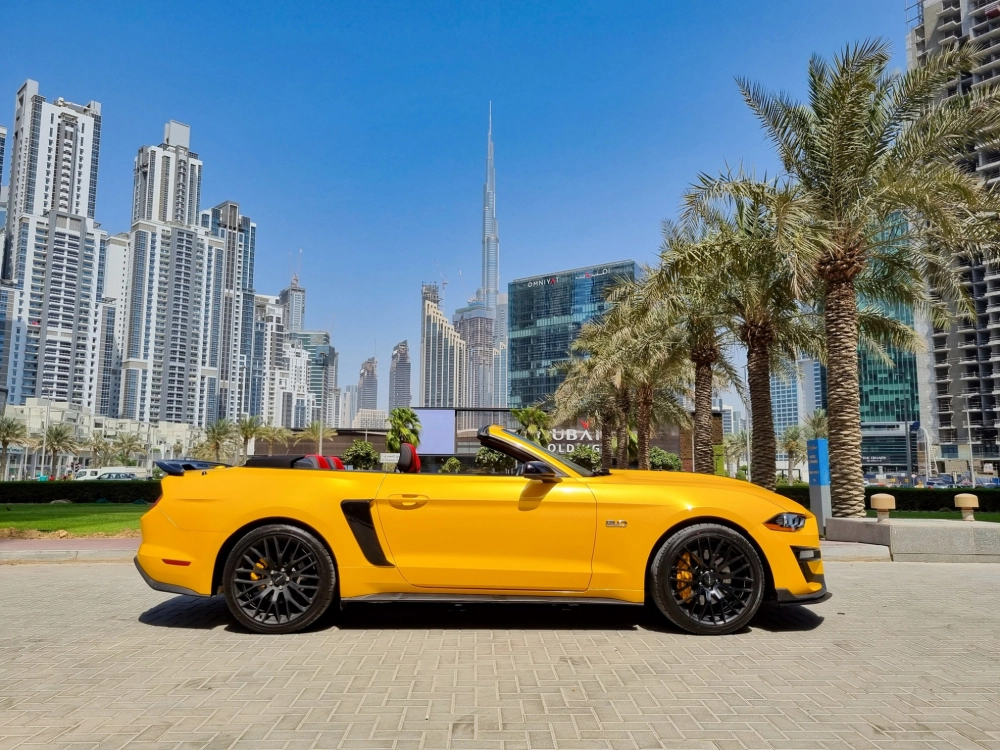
[807,439,830,487]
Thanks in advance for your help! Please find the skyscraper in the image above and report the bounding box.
[480,104,499,314]
[908,4,994,468]
[388,340,411,409]
[454,300,495,408]
[357,356,378,410]
[419,283,467,408]
[287,329,338,427]
[1,81,108,409]
[119,121,225,426]
[200,200,256,420]
[508,261,636,408]
[279,275,306,334]
[248,293,315,429]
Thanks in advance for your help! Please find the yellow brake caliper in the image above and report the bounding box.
[676,552,693,601]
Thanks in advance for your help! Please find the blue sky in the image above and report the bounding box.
[1,1,905,409]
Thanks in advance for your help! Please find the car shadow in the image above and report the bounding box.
[138,596,824,634]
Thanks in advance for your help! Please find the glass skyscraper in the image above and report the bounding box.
[508,260,637,408]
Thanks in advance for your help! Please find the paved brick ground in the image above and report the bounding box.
[1,561,998,749]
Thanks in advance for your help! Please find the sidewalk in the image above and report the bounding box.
[0,538,139,563]
[0,537,889,565]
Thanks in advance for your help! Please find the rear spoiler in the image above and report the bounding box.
[155,460,229,477]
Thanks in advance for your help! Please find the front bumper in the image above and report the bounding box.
[134,556,210,598]
[774,579,831,605]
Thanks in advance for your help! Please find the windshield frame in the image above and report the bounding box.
[498,428,596,477]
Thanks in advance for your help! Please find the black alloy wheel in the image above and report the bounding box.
[223,524,336,634]
[650,523,764,635]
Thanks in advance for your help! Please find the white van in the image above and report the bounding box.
[75,466,149,480]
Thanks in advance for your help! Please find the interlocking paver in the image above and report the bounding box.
[1,561,999,749]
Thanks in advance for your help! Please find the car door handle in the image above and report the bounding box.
[387,494,428,509]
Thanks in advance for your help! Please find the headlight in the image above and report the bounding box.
[765,512,807,532]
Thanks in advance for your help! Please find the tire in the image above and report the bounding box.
[649,523,764,635]
[223,524,336,634]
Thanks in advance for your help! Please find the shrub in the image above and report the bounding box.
[649,447,682,471]
[343,440,380,470]
[475,447,516,473]
[566,445,601,472]
[439,457,462,474]
[0,481,163,504]
[774,486,1000,513]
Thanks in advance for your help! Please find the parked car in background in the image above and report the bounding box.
[75,466,149,480]
[101,472,139,481]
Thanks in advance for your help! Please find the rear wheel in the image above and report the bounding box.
[223,524,336,634]
[650,523,764,635]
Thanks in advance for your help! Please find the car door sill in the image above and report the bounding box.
[343,593,641,605]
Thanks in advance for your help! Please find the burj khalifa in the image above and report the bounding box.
[480,103,499,315]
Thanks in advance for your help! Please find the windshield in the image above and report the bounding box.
[500,428,599,477]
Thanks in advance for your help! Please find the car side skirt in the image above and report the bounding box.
[341,500,394,567]
[342,592,643,605]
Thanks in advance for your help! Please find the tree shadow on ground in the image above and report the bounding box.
[138,596,823,634]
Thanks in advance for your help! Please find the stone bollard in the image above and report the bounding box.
[871,493,895,523]
[955,493,978,522]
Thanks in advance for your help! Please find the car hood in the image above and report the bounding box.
[586,470,810,514]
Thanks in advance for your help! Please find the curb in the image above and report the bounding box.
[0,549,136,564]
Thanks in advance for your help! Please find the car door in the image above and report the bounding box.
[374,472,596,591]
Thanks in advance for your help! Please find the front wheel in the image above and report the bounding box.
[223,524,336,634]
[650,523,764,635]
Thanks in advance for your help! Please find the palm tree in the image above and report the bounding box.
[780,425,807,484]
[675,176,822,490]
[511,406,551,447]
[236,415,263,464]
[87,434,116,469]
[554,341,620,471]
[386,407,422,452]
[803,409,828,440]
[723,431,749,479]
[610,226,740,474]
[293,422,338,454]
[204,419,237,463]
[734,40,1000,515]
[0,415,29,482]
[257,425,291,456]
[113,432,146,465]
[44,423,78,478]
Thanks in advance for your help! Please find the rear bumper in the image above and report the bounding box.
[134,556,209,598]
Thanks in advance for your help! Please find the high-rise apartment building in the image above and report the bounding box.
[248,293,315,429]
[508,261,637,408]
[340,384,358,429]
[388,340,411,409]
[96,232,129,416]
[200,200,256,419]
[288,329,338,427]
[454,300,495,408]
[119,121,225,426]
[357,356,378,410]
[907,2,999,468]
[1,81,108,410]
[279,275,306,334]
[419,283,467,408]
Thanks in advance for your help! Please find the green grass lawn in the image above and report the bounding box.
[0,504,147,535]
[865,509,1000,523]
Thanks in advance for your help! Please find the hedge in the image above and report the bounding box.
[775,486,1000,513]
[0,481,162,504]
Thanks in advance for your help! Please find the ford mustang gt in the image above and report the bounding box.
[137,425,829,636]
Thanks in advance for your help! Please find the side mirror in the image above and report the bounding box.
[523,461,560,483]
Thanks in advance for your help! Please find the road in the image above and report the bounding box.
[1,562,998,749]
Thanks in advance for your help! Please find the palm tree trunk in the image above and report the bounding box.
[693,360,715,474]
[825,278,865,517]
[599,410,614,471]
[746,336,777,492]
[636,384,654,471]
[1,446,8,482]
[616,390,630,468]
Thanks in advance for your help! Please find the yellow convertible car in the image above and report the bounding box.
[137,425,828,636]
